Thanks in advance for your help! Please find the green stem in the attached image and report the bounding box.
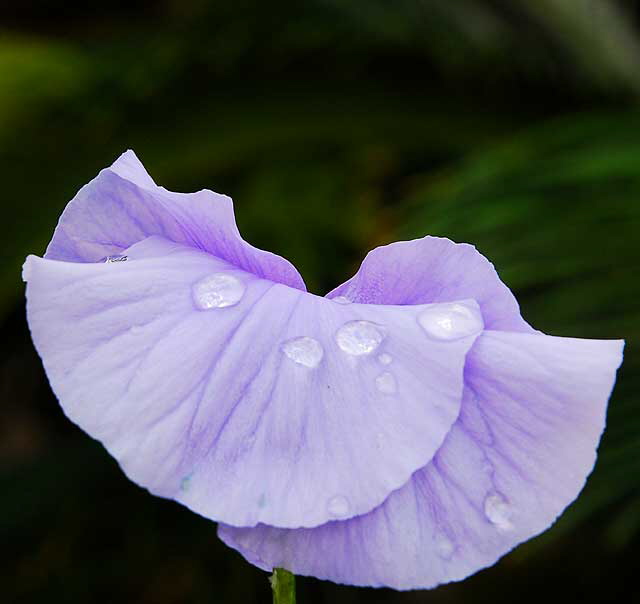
[270,567,296,604]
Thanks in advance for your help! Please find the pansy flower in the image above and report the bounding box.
[23,151,624,590]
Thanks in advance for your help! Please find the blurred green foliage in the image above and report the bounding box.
[1,1,639,603]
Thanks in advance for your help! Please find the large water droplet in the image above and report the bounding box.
[418,302,482,340]
[335,320,385,356]
[327,495,351,518]
[378,353,393,365]
[282,336,324,368]
[332,296,352,304]
[375,371,397,394]
[102,255,128,263]
[435,535,455,559]
[484,493,513,530]
[193,273,245,309]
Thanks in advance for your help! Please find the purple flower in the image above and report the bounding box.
[23,151,624,590]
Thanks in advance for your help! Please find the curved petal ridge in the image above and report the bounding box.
[24,236,484,529]
[44,150,306,291]
[328,237,532,332]
[218,330,623,588]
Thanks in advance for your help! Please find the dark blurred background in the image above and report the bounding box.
[2,1,639,602]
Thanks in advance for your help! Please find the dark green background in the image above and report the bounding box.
[2,1,639,602]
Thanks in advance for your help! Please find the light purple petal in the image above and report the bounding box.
[219,330,624,589]
[24,236,484,529]
[328,237,532,332]
[45,150,306,290]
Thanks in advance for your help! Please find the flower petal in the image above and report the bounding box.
[218,330,623,588]
[44,150,306,290]
[24,236,483,529]
[328,237,531,332]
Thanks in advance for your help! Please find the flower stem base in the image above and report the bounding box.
[270,567,296,604]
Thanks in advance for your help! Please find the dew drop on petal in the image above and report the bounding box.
[378,353,393,365]
[375,371,397,394]
[327,495,351,518]
[484,493,513,530]
[282,336,324,368]
[435,535,455,559]
[332,296,352,304]
[192,273,246,309]
[239,433,256,456]
[335,320,385,356]
[180,474,192,492]
[418,302,483,340]
[102,255,128,263]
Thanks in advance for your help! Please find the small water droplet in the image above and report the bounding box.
[239,433,256,455]
[282,336,324,368]
[258,493,267,508]
[484,493,513,530]
[192,273,245,309]
[335,320,385,356]
[332,296,352,304]
[418,302,483,340]
[102,255,128,263]
[180,474,192,491]
[378,353,393,365]
[375,371,397,394]
[435,535,455,559]
[327,495,351,518]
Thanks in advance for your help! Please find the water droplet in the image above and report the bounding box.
[102,255,128,263]
[332,296,352,304]
[484,493,513,530]
[335,320,385,356]
[239,433,256,455]
[378,353,393,365]
[418,302,482,340]
[282,336,324,368]
[258,493,267,508]
[375,371,397,394]
[435,535,455,559]
[180,474,192,491]
[327,495,351,518]
[192,273,245,309]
